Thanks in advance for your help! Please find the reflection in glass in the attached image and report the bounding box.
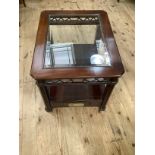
[44,15,111,68]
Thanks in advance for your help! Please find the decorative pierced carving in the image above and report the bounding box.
[49,15,100,25]
[38,78,118,86]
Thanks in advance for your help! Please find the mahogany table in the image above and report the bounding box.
[30,10,124,112]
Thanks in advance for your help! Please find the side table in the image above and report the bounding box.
[30,10,124,112]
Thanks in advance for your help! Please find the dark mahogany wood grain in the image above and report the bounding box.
[30,10,124,80]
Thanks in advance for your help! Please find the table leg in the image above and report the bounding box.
[23,0,26,7]
[37,82,53,112]
[20,0,26,7]
[99,84,115,112]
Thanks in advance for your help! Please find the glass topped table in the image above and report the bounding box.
[31,10,124,112]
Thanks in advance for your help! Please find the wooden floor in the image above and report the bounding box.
[19,0,135,155]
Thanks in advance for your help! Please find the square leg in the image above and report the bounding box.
[37,81,53,112]
[99,79,118,112]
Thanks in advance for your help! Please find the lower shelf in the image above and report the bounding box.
[48,83,106,107]
[51,99,102,108]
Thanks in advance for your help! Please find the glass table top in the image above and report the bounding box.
[44,14,111,68]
